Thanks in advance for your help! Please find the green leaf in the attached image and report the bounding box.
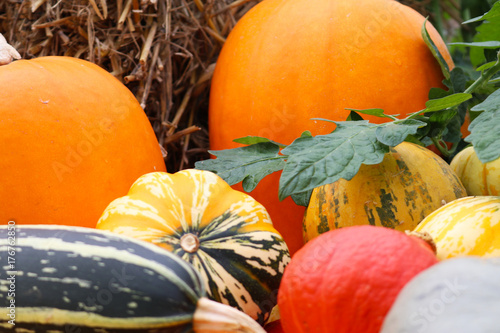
[300,130,313,138]
[470,88,500,113]
[421,18,450,80]
[404,135,426,146]
[424,93,472,112]
[233,136,287,148]
[476,60,498,72]
[466,89,500,162]
[466,2,500,67]
[442,113,463,145]
[428,109,459,141]
[344,108,396,119]
[463,1,500,24]
[194,142,286,192]
[448,41,500,48]
[428,87,452,99]
[346,110,365,121]
[450,67,469,93]
[278,121,389,201]
[375,119,426,146]
[291,190,313,207]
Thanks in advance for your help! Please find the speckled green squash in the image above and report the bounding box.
[303,142,467,242]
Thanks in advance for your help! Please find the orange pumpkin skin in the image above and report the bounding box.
[209,0,453,256]
[277,226,438,333]
[0,56,166,227]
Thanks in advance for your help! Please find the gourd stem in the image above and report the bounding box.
[180,233,200,253]
[0,33,21,65]
[193,297,266,333]
[405,230,437,255]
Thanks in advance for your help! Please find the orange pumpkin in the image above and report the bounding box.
[0,56,166,227]
[209,0,453,255]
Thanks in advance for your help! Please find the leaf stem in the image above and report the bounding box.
[430,137,450,157]
[464,51,500,94]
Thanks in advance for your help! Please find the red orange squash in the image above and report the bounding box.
[277,225,438,333]
[0,55,166,227]
[209,0,453,255]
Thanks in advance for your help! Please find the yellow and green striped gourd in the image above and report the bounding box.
[97,169,291,325]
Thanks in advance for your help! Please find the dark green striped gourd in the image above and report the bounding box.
[0,225,265,333]
[97,170,291,325]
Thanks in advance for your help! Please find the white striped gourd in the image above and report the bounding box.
[303,142,467,242]
[0,225,265,332]
[97,169,291,325]
[414,196,500,259]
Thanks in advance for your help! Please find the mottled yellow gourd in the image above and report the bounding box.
[450,146,500,196]
[303,142,467,242]
[414,196,500,259]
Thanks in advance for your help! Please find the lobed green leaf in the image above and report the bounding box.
[421,18,451,80]
[424,93,472,112]
[278,121,389,201]
[194,142,286,192]
[232,136,287,148]
[466,89,500,162]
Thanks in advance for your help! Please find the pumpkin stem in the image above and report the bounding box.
[405,230,437,255]
[180,233,200,253]
[0,33,21,65]
[193,297,266,333]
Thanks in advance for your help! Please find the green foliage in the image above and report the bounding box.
[195,142,285,192]
[464,1,500,66]
[195,2,500,206]
[466,89,500,162]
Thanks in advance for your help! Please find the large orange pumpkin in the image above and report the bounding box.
[209,0,453,255]
[0,56,166,227]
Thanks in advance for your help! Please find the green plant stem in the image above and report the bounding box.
[431,137,450,157]
[464,52,500,94]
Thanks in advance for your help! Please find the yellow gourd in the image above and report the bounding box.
[450,146,500,196]
[414,196,500,259]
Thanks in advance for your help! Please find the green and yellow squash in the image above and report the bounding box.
[303,142,467,242]
[0,225,265,332]
[450,146,500,196]
[414,196,500,259]
[97,169,291,325]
